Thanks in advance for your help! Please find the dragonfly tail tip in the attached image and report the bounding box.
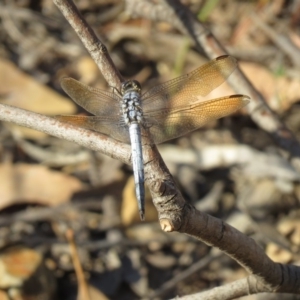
[139,210,145,221]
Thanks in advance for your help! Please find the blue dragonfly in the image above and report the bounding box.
[57,55,250,220]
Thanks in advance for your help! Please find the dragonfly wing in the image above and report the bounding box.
[142,55,237,111]
[55,115,130,144]
[144,95,249,144]
[61,78,121,116]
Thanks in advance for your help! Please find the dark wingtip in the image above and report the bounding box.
[229,94,244,98]
[216,54,230,60]
[216,55,230,60]
[229,94,251,100]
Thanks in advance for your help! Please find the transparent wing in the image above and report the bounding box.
[142,55,237,111]
[60,78,129,142]
[144,95,250,144]
[59,57,246,146]
[61,78,121,116]
[55,115,130,144]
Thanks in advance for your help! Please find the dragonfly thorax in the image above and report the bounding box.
[121,80,143,125]
[122,91,143,125]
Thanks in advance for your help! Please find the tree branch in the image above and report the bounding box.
[1,0,298,298]
[0,104,130,162]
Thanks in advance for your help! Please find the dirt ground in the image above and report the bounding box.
[0,0,300,299]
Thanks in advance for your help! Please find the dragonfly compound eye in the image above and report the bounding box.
[121,80,142,94]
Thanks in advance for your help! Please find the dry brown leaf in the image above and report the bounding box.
[240,61,300,112]
[0,58,76,139]
[0,247,56,299]
[265,243,292,263]
[0,162,82,210]
[75,56,100,85]
[278,216,300,246]
[0,290,9,300]
[121,176,139,225]
[0,248,42,288]
[125,223,176,245]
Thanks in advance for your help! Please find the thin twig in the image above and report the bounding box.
[53,0,123,88]
[179,277,253,300]
[66,229,91,300]
[0,104,131,163]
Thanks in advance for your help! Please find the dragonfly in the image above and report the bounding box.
[57,55,250,220]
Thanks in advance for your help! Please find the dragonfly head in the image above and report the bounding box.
[121,80,141,95]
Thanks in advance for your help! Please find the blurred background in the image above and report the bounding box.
[0,0,300,299]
